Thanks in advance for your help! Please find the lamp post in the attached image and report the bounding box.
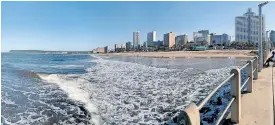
[258,1,268,71]
[266,30,271,52]
[266,30,270,41]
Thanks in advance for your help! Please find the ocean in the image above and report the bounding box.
[1,53,246,125]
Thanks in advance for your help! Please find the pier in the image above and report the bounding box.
[179,50,274,125]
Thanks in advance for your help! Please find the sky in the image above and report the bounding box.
[1,1,275,52]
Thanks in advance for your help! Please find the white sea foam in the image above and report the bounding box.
[39,55,236,125]
[38,74,102,125]
[52,65,85,68]
[84,56,234,124]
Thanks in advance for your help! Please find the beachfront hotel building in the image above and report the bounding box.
[193,30,210,45]
[164,32,176,48]
[104,46,109,53]
[133,31,140,49]
[115,44,119,52]
[147,31,156,43]
[210,33,231,45]
[126,41,132,51]
[121,44,126,49]
[235,8,266,43]
[175,34,188,47]
[93,47,105,53]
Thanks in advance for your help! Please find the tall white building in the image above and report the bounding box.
[176,34,188,47]
[133,31,140,49]
[147,31,156,43]
[235,8,265,43]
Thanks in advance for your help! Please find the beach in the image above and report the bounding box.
[99,50,257,59]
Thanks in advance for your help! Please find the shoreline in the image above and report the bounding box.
[97,50,257,60]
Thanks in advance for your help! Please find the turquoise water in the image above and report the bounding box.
[1,53,245,125]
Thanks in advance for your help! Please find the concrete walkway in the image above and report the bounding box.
[237,66,274,125]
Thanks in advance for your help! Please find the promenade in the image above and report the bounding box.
[224,60,275,125]
[228,65,274,125]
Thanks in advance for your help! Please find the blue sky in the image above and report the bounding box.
[2,1,275,52]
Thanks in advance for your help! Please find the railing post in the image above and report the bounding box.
[247,60,253,93]
[230,68,241,123]
[254,56,259,80]
[177,103,200,125]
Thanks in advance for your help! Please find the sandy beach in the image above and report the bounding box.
[99,50,257,59]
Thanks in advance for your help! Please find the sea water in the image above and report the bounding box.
[1,53,246,125]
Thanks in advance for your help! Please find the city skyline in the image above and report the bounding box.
[2,1,275,52]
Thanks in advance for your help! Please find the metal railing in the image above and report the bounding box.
[177,55,261,125]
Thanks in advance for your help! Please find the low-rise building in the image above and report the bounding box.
[126,41,132,51]
[93,47,105,53]
[210,33,231,45]
[147,40,163,48]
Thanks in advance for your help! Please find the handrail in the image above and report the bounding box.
[239,63,249,70]
[215,97,236,125]
[251,58,256,62]
[241,77,250,90]
[197,73,235,110]
[181,56,261,125]
[253,68,257,73]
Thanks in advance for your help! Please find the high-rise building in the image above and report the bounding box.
[175,34,188,47]
[121,44,126,49]
[193,32,202,42]
[147,31,156,43]
[270,30,275,43]
[115,44,119,51]
[198,30,209,38]
[235,8,266,43]
[193,30,210,45]
[104,46,109,53]
[164,32,176,48]
[210,33,231,45]
[133,31,140,49]
[126,41,132,51]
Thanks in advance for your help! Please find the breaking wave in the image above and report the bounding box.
[37,73,102,125]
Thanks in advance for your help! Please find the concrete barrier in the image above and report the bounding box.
[247,60,253,93]
[230,68,241,123]
[177,103,200,125]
